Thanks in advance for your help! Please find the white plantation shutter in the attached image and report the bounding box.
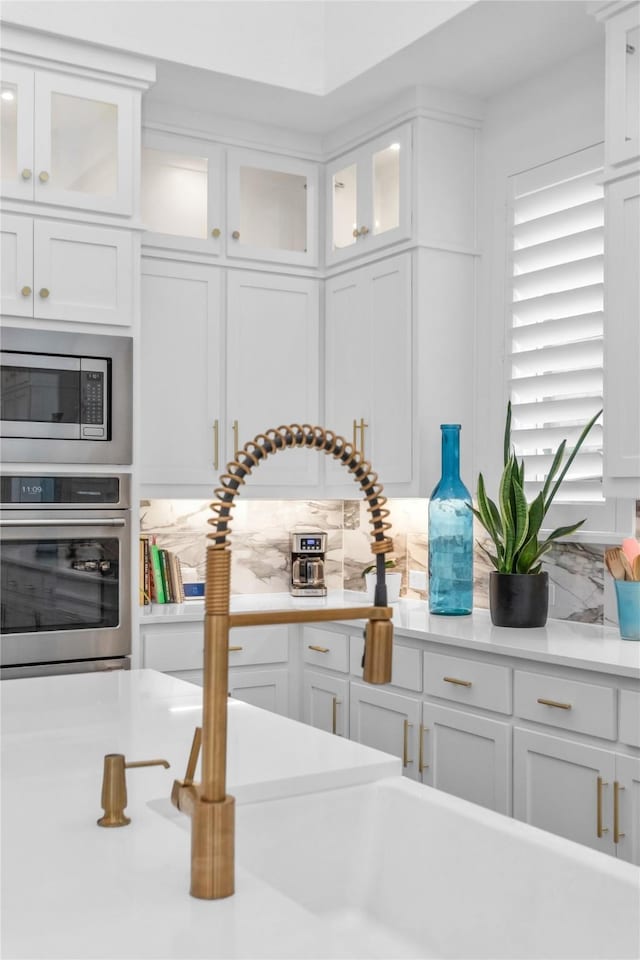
[509,145,604,504]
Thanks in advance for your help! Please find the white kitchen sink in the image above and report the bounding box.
[153,776,640,959]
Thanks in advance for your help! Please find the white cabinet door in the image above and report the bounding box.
[615,753,640,866]
[227,148,318,266]
[141,130,223,257]
[513,727,617,855]
[326,123,412,265]
[228,667,289,717]
[421,702,512,815]
[303,670,349,737]
[0,62,35,202]
[226,270,320,487]
[604,174,640,491]
[349,680,421,778]
[33,220,133,325]
[140,260,223,487]
[0,213,33,317]
[604,3,640,168]
[325,252,412,489]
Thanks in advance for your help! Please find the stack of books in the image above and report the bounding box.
[139,534,185,605]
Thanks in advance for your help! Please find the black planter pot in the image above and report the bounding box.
[489,572,549,628]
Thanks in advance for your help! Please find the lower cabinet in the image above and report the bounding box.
[228,668,289,716]
[349,680,421,777]
[302,670,349,736]
[513,727,631,857]
[421,702,512,815]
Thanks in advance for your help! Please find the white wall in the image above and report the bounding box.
[475,42,605,497]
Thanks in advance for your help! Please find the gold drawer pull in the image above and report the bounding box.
[38,170,49,183]
[21,285,32,297]
[444,676,472,687]
[418,725,428,773]
[332,696,341,735]
[537,698,572,710]
[228,645,243,652]
[614,781,626,844]
[232,419,239,453]
[231,230,240,240]
[402,718,413,768]
[597,776,609,838]
[211,227,221,238]
[21,168,32,180]
[213,419,219,470]
[308,644,330,653]
[39,288,50,299]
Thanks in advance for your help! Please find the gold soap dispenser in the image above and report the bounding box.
[98,753,170,827]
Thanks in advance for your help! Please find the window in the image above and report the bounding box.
[509,144,604,506]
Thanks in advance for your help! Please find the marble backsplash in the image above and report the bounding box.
[141,499,640,624]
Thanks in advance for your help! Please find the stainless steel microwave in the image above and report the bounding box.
[0,328,132,464]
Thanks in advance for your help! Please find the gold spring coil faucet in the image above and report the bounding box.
[170,423,395,900]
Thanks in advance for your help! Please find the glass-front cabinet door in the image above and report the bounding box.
[141,130,223,256]
[605,4,640,167]
[1,66,134,214]
[226,148,318,266]
[326,123,412,264]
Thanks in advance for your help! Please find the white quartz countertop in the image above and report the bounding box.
[1,669,399,959]
[141,591,640,679]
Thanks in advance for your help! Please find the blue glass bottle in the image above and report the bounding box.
[428,424,473,615]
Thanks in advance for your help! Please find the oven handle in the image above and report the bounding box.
[0,518,126,527]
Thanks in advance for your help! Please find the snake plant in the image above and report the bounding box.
[472,402,602,575]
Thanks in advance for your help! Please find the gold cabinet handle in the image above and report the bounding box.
[211,227,221,238]
[418,725,428,773]
[597,776,609,838]
[98,753,170,828]
[331,696,341,735]
[352,228,360,238]
[537,698,572,710]
[308,644,330,653]
[228,645,243,652]
[39,288,50,299]
[38,170,49,183]
[359,225,369,236]
[614,781,626,844]
[402,718,413,768]
[231,230,240,240]
[358,418,368,458]
[232,419,239,453]
[444,676,472,687]
[352,418,358,449]
[21,168,32,180]
[20,285,32,297]
[213,419,219,470]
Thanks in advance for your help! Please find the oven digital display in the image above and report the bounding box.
[300,536,322,550]
[19,478,55,503]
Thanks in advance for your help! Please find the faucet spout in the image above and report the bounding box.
[171,424,395,899]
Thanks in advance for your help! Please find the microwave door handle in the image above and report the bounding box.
[0,518,126,527]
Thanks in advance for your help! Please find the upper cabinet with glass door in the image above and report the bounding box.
[226,148,318,267]
[141,130,223,257]
[602,1,640,168]
[326,123,412,265]
[0,62,135,216]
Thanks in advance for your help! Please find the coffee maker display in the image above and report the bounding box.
[290,531,327,597]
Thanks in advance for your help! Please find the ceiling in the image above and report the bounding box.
[145,1,603,134]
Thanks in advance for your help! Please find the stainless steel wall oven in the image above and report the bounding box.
[0,474,131,679]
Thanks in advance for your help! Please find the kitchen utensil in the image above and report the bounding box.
[605,547,627,580]
[619,551,635,581]
[633,555,640,582]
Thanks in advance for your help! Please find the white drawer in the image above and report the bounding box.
[350,635,422,691]
[424,651,512,715]
[142,626,203,671]
[228,625,289,666]
[303,627,349,673]
[619,689,640,747]
[514,670,617,740]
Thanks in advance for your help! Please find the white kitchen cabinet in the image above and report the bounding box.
[326,123,412,265]
[349,680,421,778]
[227,148,318,267]
[140,259,223,488]
[303,669,349,736]
[602,2,640,168]
[0,61,135,215]
[228,668,289,715]
[141,130,223,257]
[420,702,512,815]
[226,269,320,487]
[513,727,617,855]
[324,252,412,490]
[1,213,133,325]
[604,173,640,493]
[614,753,640,865]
